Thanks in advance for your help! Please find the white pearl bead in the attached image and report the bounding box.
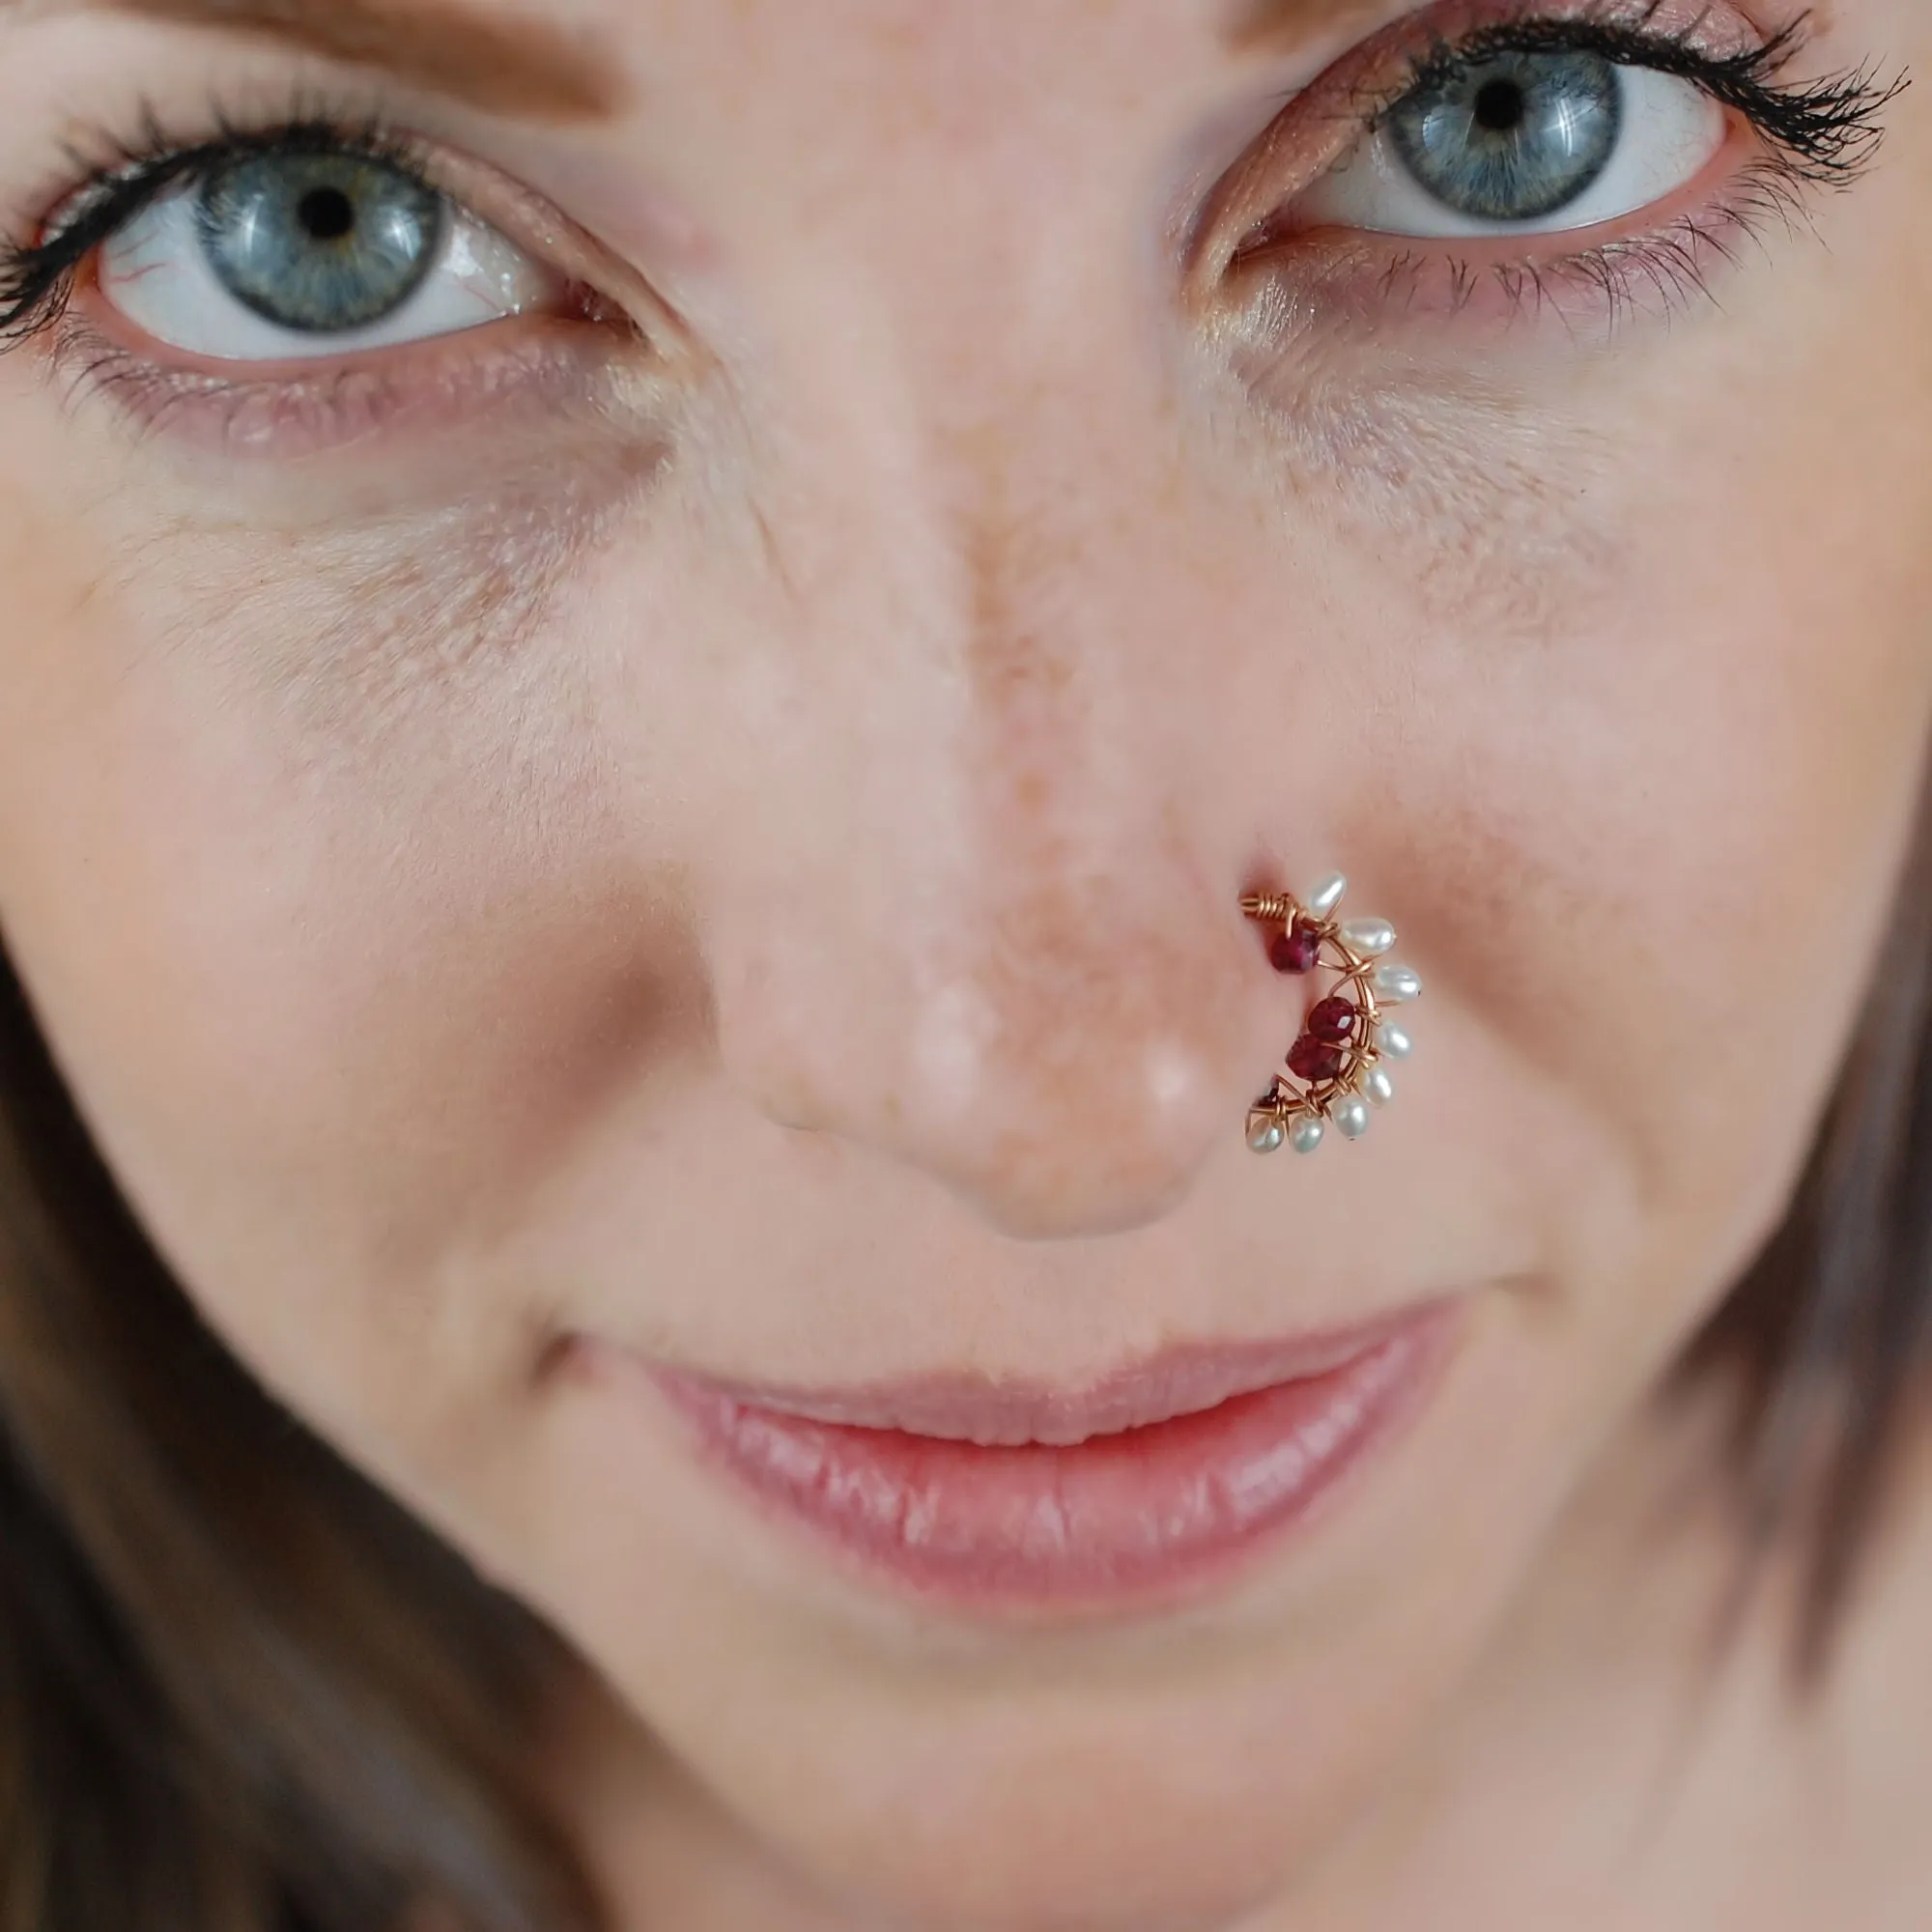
[1340,918,1396,957]
[1334,1098,1373,1140]
[1291,1118,1326,1156]
[1249,1121,1287,1154]
[1366,1067,1396,1106]
[1306,873,1349,918]
[1374,964,1423,1003]
[1379,1023,1413,1060]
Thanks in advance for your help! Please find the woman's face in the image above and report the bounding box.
[1,0,1928,1923]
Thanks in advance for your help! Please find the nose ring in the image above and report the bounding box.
[1241,873,1421,1155]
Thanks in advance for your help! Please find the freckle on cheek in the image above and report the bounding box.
[144,456,658,753]
[1237,372,1628,650]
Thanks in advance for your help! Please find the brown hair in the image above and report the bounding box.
[3,823,1931,1927]
[0,954,600,1931]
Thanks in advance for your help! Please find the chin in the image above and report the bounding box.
[586,1622,1468,1932]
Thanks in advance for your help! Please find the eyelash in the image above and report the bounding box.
[0,11,1902,358]
[1375,14,1892,179]
[1237,10,1900,325]
[0,95,435,346]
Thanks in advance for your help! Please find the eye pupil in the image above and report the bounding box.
[1473,79,1527,134]
[298,185,356,243]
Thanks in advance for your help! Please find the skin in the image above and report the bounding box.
[1,0,1931,1925]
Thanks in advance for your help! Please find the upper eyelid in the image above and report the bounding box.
[40,100,455,242]
[1184,5,1895,291]
[2,115,440,343]
[1342,12,1899,184]
[1349,17,1780,128]
[0,99,683,355]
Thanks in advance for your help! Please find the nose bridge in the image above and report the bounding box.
[703,247,1279,1239]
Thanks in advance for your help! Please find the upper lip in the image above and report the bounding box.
[647,1302,1450,1448]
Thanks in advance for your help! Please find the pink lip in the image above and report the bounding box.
[589,1301,1463,1612]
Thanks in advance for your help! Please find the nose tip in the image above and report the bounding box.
[717,884,1274,1241]
[895,972,1245,1238]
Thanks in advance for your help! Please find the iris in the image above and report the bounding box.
[195,151,445,332]
[1388,51,1623,223]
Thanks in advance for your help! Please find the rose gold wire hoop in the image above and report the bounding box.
[1240,872,1421,1155]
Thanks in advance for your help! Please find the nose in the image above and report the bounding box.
[696,347,1297,1240]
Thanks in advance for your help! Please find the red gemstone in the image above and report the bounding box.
[1268,921,1322,976]
[1288,1035,1347,1084]
[1307,997,1360,1045]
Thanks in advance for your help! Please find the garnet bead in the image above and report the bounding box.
[1288,1035,1347,1084]
[1307,996,1359,1044]
[1269,920,1322,976]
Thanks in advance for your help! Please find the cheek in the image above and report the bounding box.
[1368,330,1932,1308]
[1197,288,1931,1477]
[0,479,714,1464]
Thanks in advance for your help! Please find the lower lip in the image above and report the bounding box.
[640,1308,1459,1611]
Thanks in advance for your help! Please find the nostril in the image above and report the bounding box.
[709,861,1290,1240]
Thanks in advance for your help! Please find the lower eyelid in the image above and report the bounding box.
[1239,98,1752,273]
[45,294,657,466]
[1223,145,1794,352]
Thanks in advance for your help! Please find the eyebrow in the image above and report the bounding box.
[4,0,628,121]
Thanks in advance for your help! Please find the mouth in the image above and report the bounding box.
[581,1300,1464,1613]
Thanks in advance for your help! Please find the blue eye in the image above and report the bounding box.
[97,145,565,363]
[1388,51,1623,223]
[1298,55,1726,241]
[195,149,447,334]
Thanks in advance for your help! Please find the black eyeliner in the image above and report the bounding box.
[1392,12,1901,185]
[0,94,431,346]
[0,13,1905,355]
